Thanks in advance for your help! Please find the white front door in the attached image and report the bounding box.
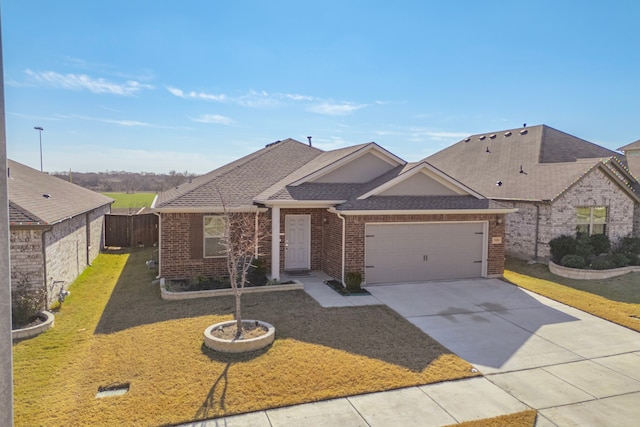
[285,215,311,270]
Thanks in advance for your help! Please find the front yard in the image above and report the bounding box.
[13,248,478,426]
[505,258,640,332]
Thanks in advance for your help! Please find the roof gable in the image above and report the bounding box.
[359,162,483,199]
[8,159,113,225]
[291,143,404,186]
[618,139,640,152]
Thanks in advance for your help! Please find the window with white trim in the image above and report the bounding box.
[204,215,226,257]
[576,206,607,235]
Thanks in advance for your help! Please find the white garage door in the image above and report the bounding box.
[365,222,486,284]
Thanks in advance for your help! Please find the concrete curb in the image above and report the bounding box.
[203,320,275,353]
[159,278,303,300]
[12,311,54,340]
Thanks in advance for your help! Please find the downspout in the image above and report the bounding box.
[41,227,52,305]
[153,212,162,279]
[534,203,540,260]
[85,212,91,266]
[336,211,346,285]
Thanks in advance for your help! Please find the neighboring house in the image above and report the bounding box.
[617,139,640,234]
[152,139,514,286]
[426,125,640,260]
[8,159,113,305]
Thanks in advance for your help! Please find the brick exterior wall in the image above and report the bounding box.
[493,168,637,261]
[10,204,110,306]
[322,211,343,280]
[159,211,272,280]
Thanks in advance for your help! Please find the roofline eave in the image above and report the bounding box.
[153,205,268,214]
[258,199,347,208]
[327,207,518,216]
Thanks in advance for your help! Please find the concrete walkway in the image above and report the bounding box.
[180,274,640,426]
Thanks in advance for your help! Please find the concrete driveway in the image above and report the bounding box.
[366,279,640,426]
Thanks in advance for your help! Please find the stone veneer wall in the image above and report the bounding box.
[10,228,45,292]
[551,168,635,251]
[489,200,553,260]
[341,213,506,282]
[10,204,110,306]
[492,168,637,261]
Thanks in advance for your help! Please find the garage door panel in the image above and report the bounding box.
[365,222,485,284]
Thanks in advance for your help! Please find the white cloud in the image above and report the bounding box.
[308,102,366,116]
[24,69,153,95]
[166,86,226,101]
[408,128,470,140]
[191,114,236,125]
[101,119,152,127]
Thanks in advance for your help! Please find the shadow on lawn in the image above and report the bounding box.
[95,249,450,373]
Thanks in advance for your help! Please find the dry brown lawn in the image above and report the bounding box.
[449,410,537,427]
[505,261,640,333]
[13,248,478,426]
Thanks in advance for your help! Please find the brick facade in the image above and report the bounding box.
[495,168,637,260]
[160,211,272,280]
[341,213,506,282]
[160,209,507,283]
[10,204,109,306]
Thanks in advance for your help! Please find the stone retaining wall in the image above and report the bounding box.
[549,260,640,280]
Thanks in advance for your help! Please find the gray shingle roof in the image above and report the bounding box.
[618,139,640,151]
[336,195,489,211]
[426,125,630,201]
[8,159,113,225]
[255,143,371,201]
[154,139,323,209]
[154,138,504,213]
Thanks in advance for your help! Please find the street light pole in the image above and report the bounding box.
[34,126,43,172]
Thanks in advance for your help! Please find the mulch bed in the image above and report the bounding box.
[210,322,268,340]
[325,279,371,296]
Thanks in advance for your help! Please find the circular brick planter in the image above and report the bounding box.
[204,320,275,353]
[12,311,54,341]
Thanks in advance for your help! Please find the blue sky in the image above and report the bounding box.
[3,1,640,174]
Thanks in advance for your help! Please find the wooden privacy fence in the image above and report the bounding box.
[105,213,158,248]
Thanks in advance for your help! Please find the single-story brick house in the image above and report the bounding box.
[426,125,640,260]
[152,139,515,286]
[8,159,113,304]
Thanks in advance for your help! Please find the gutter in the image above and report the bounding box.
[330,208,518,216]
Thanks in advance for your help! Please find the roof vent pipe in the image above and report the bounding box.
[307,136,312,147]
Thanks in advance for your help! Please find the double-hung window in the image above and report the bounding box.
[204,215,226,257]
[576,206,607,235]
